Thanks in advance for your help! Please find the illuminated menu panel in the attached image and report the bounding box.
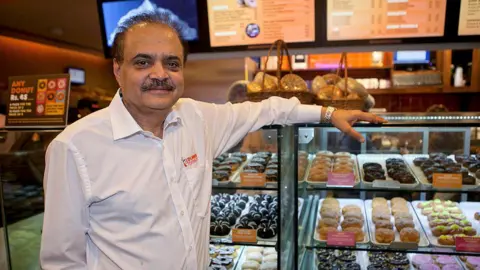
[207,0,315,47]
[458,0,480,36]
[327,0,447,41]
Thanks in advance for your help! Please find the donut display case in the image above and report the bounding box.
[294,113,480,270]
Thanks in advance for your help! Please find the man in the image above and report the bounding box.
[40,11,385,270]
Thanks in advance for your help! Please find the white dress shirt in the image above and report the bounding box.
[40,91,322,270]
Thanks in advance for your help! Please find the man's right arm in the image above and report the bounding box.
[40,140,88,269]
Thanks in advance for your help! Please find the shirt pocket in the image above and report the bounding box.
[183,166,210,218]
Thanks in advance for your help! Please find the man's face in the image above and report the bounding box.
[113,23,185,111]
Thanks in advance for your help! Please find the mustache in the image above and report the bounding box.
[141,78,175,92]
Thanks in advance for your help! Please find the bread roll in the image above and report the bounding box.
[312,76,328,94]
[280,74,307,91]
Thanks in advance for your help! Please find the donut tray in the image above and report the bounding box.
[298,154,315,184]
[314,250,368,269]
[231,153,278,188]
[209,245,245,269]
[412,201,480,248]
[210,195,279,242]
[403,154,480,190]
[213,153,253,186]
[313,199,370,244]
[364,200,429,247]
[305,154,361,187]
[357,154,420,189]
[233,246,278,270]
[362,251,414,270]
[458,255,480,270]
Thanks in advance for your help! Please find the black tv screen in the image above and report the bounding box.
[99,0,199,51]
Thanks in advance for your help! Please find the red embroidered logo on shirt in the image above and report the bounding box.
[183,154,198,167]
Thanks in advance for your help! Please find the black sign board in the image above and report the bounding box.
[6,74,70,128]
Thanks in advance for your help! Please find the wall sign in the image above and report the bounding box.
[6,74,70,128]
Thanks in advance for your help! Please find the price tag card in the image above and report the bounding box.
[433,173,462,189]
[326,231,356,247]
[327,172,355,187]
[373,180,401,189]
[232,229,257,243]
[240,173,266,187]
[456,236,480,252]
[390,241,419,250]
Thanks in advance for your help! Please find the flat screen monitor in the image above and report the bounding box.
[206,0,315,47]
[458,0,480,36]
[394,50,430,64]
[99,0,199,49]
[67,68,86,85]
[326,0,447,41]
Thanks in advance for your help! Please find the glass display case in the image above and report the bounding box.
[295,113,480,270]
[2,113,480,270]
[0,129,60,270]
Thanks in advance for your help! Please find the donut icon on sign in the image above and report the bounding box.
[47,80,56,90]
[36,104,45,114]
[57,78,67,90]
[47,92,55,101]
[37,79,47,91]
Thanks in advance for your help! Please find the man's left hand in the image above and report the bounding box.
[331,110,387,143]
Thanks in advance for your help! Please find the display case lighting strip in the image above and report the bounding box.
[382,115,480,121]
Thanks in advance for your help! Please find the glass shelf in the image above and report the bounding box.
[298,183,480,194]
[212,184,279,191]
[209,238,277,247]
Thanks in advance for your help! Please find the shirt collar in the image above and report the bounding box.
[109,89,182,141]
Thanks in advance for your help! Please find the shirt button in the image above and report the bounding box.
[180,211,184,216]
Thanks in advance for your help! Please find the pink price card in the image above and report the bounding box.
[456,236,480,252]
[327,172,355,187]
[327,231,356,247]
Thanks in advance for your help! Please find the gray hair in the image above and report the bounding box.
[111,0,195,63]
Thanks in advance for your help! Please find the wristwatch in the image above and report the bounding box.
[323,106,337,123]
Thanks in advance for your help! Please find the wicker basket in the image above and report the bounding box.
[246,40,315,104]
[315,53,365,110]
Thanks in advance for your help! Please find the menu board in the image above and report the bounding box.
[458,0,480,36]
[6,74,70,128]
[207,0,315,47]
[327,0,447,41]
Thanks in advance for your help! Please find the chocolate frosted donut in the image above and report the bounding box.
[365,172,386,182]
[413,157,429,166]
[468,163,480,173]
[265,169,278,182]
[430,152,447,159]
[244,163,265,172]
[213,171,230,181]
[231,152,247,161]
[463,175,476,185]
[210,220,231,236]
[420,160,437,170]
[257,222,277,239]
[363,163,383,171]
[251,157,267,165]
[463,158,478,167]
